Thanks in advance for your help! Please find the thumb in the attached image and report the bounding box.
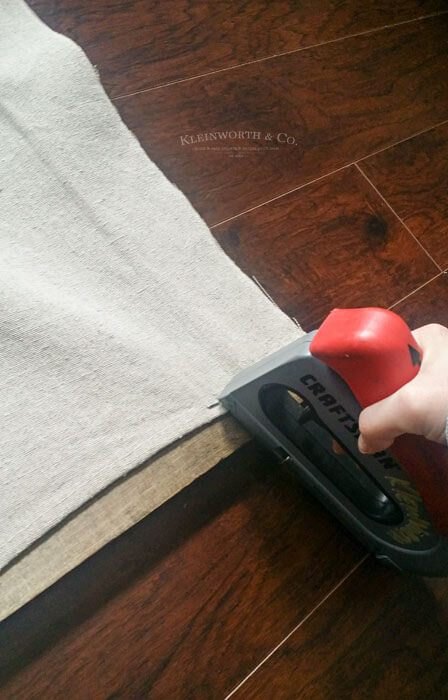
[357,379,421,454]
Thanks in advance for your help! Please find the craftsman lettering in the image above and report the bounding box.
[300,374,399,467]
[328,404,345,415]
[318,394,336,407]
[300,375,358,436]
[307,381,325,396]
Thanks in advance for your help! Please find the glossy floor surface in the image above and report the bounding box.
[1,2,448,697]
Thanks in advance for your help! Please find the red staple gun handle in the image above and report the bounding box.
[310,307,448,535]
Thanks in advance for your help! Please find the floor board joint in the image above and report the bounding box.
[388,271,444,311]
[112,11,448,100]
[223,553,370,699]
[355,163,443,272]
[211,120,448,230]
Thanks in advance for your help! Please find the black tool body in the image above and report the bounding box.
[221,330,448,576]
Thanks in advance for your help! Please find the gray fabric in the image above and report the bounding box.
[0,0,300,569]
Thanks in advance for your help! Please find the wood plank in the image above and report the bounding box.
[28,0,447,96]
[213,166,437,330]
[0,416,249,623]
[392,273,448,328]
[229,558,448,699]
[117,16,448,224]
[361,123,448,269]
[0,443,364,699]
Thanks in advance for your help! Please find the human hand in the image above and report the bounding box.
[358,323,448,454]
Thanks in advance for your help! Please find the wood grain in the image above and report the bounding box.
[213,166,437,330]
[361,122,448,269]
[0,443,363,699]
[392,273,448,328]
[230,558,448,699]
[117,16,448,224]
[28,0,447,96]
[0,416,249,622]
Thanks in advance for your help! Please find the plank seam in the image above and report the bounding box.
[112,11,448,99]
[355,162,443,272]
[223,553,370,699]
[388,271,444,310]
[210,119,448,228]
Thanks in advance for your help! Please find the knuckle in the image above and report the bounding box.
[358,410,370,435]
[416,323,448,340]
[426,322,447,336]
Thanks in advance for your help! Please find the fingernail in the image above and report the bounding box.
[358,436,368,454]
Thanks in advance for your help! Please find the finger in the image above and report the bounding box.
[357,378,423,453]
[412,324,446,365]
[358,432,393,454]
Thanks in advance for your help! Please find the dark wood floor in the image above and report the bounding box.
[2,2,448,698]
